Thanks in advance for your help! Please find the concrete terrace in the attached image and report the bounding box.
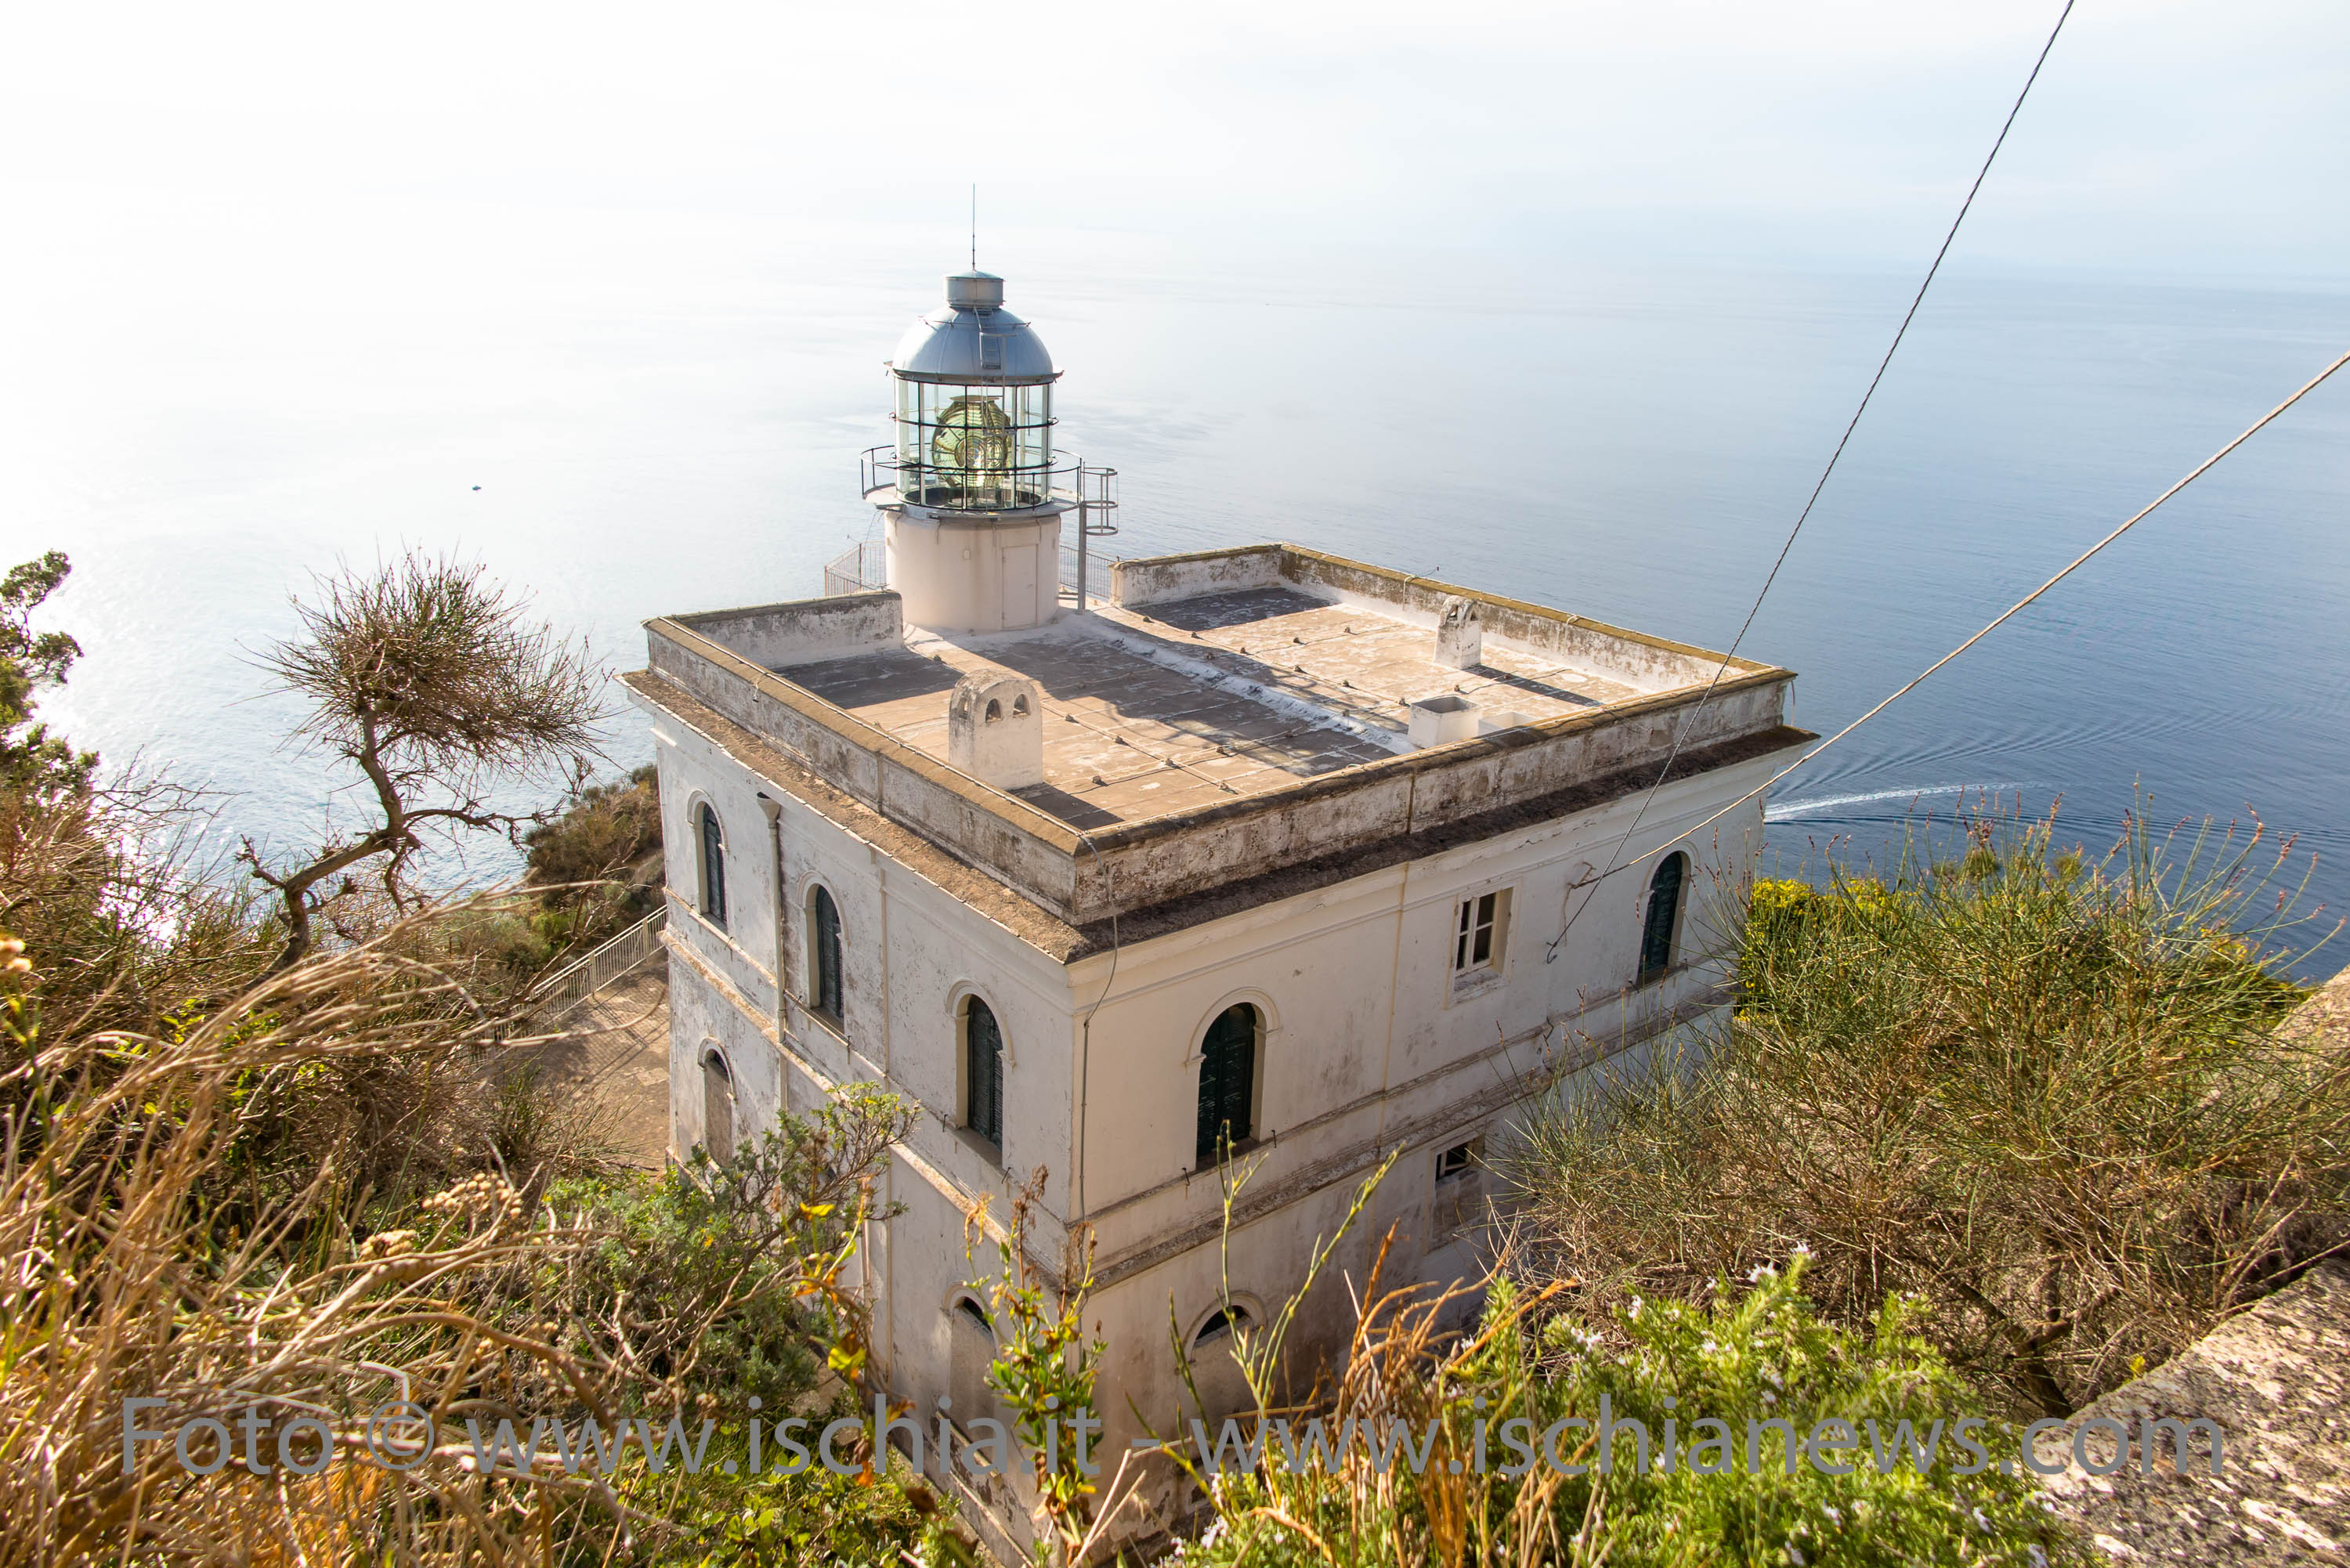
[627,544,1806,929]
[782,586,1649,829]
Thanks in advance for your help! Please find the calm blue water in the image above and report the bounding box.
[13,217,2348,974]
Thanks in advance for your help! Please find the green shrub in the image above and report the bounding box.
[1178,1260,2078,1567]
[1513,805,2338,1415]
[526,764,661,930]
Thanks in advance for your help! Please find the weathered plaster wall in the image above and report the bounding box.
[1062,752,1772,1277]
[1111,544,1288,606]
[649,717,788,1162]
[644,622,1084,912]
[1069,677,1790,921]
[672,591,903,670]
[1277,546,1734,692]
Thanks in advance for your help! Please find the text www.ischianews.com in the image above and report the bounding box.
[119,1394,2222,1482]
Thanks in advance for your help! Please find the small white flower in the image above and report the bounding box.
[2027,1547,2048,1568]
[1821,1506,1840,1525]
[1786,1547,1806,1566]
[1701,1339,1720,1355]
[1791,1241,1814,1260]
[1762,1392,1776,1405]
[1972,1508,1991,1532]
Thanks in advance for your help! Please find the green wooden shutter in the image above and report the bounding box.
[813,887,843,1021]
[967,999,1003,1149]
[1640,854,1684,980]
[1195,1005,1256,1166]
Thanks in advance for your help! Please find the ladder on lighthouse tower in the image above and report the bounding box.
[1066,463,1119,610]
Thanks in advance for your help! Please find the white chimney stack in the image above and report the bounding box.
[1435,595,1483,670]
[947,670,1045,790]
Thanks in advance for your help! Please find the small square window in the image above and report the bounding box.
[1436,1137,1483,1182]
[1433,1135,1488,1239]
[1452,889,1512,979]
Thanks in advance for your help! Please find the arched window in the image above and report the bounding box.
[964,995,1003,1151]
[948,1291,1000,1426]
[1639,852,1688,982]
[696,803,727,929]
[700,1049,736,1163]
[1192,1304,1252,1349]
[809,885,843,1024]
[1195,1003,1259,1166]
[1188,1300,1256,1420]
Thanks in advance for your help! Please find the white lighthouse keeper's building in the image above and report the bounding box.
[624,269,1813,1556]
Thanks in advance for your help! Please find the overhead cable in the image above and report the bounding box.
[1547,0,2079,960]
[1627,341,2350,874]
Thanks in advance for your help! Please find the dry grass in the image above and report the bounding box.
[0,912,922,1566]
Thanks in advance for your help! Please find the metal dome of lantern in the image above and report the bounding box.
[880,270,1061,511]
[850,270,1117,633]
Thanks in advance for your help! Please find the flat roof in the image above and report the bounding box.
[634,544,1804,926]
[781,585,1647,830]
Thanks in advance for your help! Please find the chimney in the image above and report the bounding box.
[1408,692,1480,749]
[947,670,1045,790]
[1435,595,1483,670]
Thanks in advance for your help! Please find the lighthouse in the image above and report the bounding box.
[859,269,1105,631]
[627,266,1810,1559]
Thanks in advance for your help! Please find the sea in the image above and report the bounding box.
[10,208,2348,975]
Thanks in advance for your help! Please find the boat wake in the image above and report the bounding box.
[1764,782,2030,824]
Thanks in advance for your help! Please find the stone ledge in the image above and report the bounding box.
[2035,963,2350,1564]
[2036,1262,2350,1563]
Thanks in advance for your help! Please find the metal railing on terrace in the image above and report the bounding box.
[841,455,1123,605]
[1059,542,1123,605]
[822,540,886,596]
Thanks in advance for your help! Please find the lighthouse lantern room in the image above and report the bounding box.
[862,269,1096,634]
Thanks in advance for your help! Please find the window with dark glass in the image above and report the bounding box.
[1433,1134,1489,1239]
[810,885,844,1023]
[1193,1304,1251,1349]
[696,803,726,928]
[1640,853,1687,981]
[1454,891,1502,972]
[965,996,1003,1151]
[1195,1004,1259,1166]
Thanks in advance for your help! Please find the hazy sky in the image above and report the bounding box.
[9,1,2347,282]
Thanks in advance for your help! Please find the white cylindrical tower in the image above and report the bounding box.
[867,270,1071,634]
